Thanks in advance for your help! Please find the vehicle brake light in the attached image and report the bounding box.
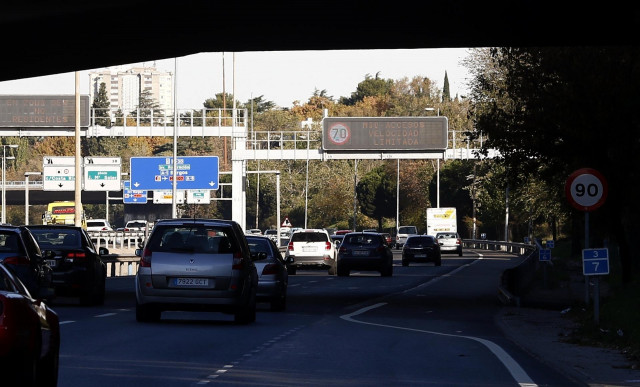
[325,241,331,250]
[262,263,278,275]
[287,241,294,251]
[232,251,244,270]
[456,239,461,245]
[139,247,152,267]
[339,246,346,253]
[2,256,28,265]
[376,245,385,252]
[65,252,86,263]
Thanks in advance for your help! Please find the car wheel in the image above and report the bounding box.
[328,262,337,275]
[337,265,349,277]
[235,290,257,324]
[402,259,409,267]
[287,265,297,275]
[381,265,393,277]
[458,249,463,257]
[136,302,161,322]
[435,256,442,266]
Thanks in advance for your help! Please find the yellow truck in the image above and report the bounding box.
[42,201,86,228]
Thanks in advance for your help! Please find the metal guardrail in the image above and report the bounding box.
[87,230,146,250]
[462,239,536,256]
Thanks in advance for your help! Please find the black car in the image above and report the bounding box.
[246,235,288,311]
[402,235,442,266]
[27,225,108,305]
[0,225,54,300]
[337,232,394,277]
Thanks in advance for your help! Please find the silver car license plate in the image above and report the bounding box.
[174,278,209,287]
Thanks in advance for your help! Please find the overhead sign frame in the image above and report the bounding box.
[322,117,448,151]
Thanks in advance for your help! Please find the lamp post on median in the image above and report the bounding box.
[24,172,41,225]
[2,144,19,224]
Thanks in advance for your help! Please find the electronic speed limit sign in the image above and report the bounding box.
[565,168,608,211]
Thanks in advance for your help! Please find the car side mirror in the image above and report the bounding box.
[99,247,109,255]
[135,249,142,257]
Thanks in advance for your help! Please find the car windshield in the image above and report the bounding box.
[344,234,380,246]
[398,226,417,234]
[0,232,25,255]
[406,236,435,246]
[148,225,233,253]
[29,228,82,249]
[291,232,328,243]
[247,238,271,259]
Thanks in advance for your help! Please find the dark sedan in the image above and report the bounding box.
[337,232,393,277]
[0,262,60,386]
[0,225,54,301]
[246,235,288,311]
[402,235,442,266]
[27,225,108,306]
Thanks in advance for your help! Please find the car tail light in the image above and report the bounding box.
[456,239,461,245]
[376,245,385,252]
[325,241,331,250]
[262,263,278,275]
[2,256,29,265]
[139,247,152,267]
[65,252,86,263]
[102,227,108,231]
[232,251,245,270]
[287,241,294,251]
[339,246,346,253]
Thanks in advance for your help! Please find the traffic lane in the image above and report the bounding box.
[352,251,579,386]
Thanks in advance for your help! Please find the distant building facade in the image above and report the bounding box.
[88,65,173,114]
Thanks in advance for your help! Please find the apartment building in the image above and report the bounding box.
[88,65,173,114]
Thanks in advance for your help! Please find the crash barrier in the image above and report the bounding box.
[87,231,146,250]
[463,239,538,307]
[102,256,139,277]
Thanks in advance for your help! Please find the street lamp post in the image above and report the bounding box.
[24,172,41,225]
[2,144,19,224]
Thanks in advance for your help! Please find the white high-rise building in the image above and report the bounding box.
[88,65,174,114]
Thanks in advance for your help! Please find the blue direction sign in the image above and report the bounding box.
[539,249,551,261]
[582,248,609,276]
[123,180,148,204]
[130,156,219,190]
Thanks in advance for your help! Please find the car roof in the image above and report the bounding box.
[26,225,82,229]
[155,218,234,226]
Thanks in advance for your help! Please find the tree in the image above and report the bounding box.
[339,73,394,105]
[468,46,640,283]
[91,82,111,126]
[442,71,450,102]
[356,165,396,230]
[130,89,163,124]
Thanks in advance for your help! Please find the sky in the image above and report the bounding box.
[0,48,472,109]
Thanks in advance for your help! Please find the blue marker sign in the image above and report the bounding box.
[123,180,148,204]
[539,249,551,261]
[582,248,609,276]
[130,156,219,190]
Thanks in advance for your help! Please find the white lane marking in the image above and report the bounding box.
[340,258,538,387]
[60,321,75,325]
[95,313,117,318]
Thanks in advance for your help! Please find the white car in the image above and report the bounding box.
[284,229,336,275]
[86,219,113,232]
[435,232,463,256]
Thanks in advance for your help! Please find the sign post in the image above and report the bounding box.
[565,168,608,324]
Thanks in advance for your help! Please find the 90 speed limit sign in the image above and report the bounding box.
[565,168,608,211]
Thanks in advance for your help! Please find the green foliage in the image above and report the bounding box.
[442,71,450,102]
[340,73,394,106]
[91,82,111,126]
[356,165,396,230]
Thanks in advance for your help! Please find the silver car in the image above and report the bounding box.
[135,218,258,324]
[435,232,463,256]
[246,235,288,311]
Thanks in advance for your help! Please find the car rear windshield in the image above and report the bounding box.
[406,236,435,246]
[29,229,82,249]
[87,221,107,227]
[126,222,146,228]
[437,233,458,239]
[291,232,328,243]
[399,226,417,234]
[344,234,381,246]
[147,225,235,253]
[0,232,26,255]
[247,238,271,257]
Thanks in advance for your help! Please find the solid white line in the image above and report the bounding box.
[95,313,117,318]
[59,320,75,325]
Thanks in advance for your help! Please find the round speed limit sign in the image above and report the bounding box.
[565,168,608,211]
[327,122,351,146]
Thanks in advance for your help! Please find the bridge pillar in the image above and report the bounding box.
[232,123,248,230]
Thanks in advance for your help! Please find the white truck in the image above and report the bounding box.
[426,207,457,236]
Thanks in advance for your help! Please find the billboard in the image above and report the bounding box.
[322,117,448,151]
[0,95,90,127]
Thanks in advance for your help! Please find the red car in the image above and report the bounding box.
[0,262,60,386]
